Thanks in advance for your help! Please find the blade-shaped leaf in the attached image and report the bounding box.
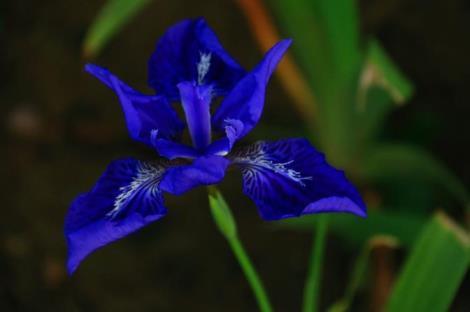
[270,0,361,93]
[310,0,362,84]
[269,0,363,167]
[83,0,152,58]
[269,0,332,98]
[358,39,413,107]
[386,213,470,312]
[362,144,470,208]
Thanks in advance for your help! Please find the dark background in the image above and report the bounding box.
[1,0,469,311]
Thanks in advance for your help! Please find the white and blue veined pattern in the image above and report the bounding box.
[231,139,366,220]
[65,18,366,274]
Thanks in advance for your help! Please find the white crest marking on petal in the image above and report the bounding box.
[107,162,165,219]
[197,52,212,85]
[233,142,312,187]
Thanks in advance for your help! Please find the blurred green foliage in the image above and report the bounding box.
[83,0,152,58]
[280,210,425,248]
[328,237,377,312]
[267,0,469,310]
[362,143,469,208]
[386,214,470,311]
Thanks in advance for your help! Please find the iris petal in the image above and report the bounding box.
[178,82,212,150]
[151,135,200,160]
[64,158,168,274]
[204,118,244,156]
[85,64,184,146]
[148,18,245,99]
[160,155,230,195]
[231,139,366,220]
[212,39,292,139]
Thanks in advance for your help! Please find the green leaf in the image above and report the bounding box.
[270,0,363,166]
[83,0,152,58]
[362,144,470,208]
[310,0,362,84]
[302,216,329,312]
[279,211,426,248]
[269,0,332,97]
[354,40,414,150]
[386,213,470,312]
[270,0,361,93]
[358,39,413,107]
[208,187,237,240]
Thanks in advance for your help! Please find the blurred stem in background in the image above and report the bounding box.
[208,187,273,312]
[302,216,328,312]
[369,237,397,311]
[328,236,398,312]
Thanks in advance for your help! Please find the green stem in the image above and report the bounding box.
[208,187,273,312]
[227,236,273,312]
[302,215,329,312]
[327,242,371,312]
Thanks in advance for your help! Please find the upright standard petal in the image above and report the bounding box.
[160,155,230,195]
[85,64,184,145]
[231,139,366,220]
[65,158,168,274]
[212,39,292,139]
[148,18,245,99]
[178,82,212,150]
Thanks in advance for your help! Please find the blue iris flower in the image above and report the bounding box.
[65,18,366,274]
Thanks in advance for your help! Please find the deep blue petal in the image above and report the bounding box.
[203,138,230,156]
[160,155,230,195]
[64,158,168,274]
[151,136,200,160]
[148,18,245,99]
[204,118,244,156]
[223,118,244,149]
[178,82,212,150]
[231,139,367,220]
[85,64,184,146]
[212,39,292,138]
